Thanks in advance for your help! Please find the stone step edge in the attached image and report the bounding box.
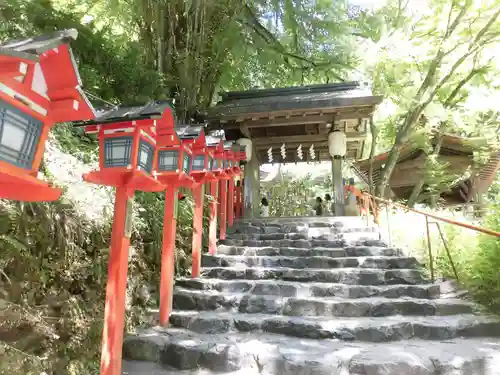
[225,229,379,238]
[172,287,459,304]
[166,310,500,342]
[201,266,428,285]
[123,329,500,374]
[202,254,420,269]
[174,278,441,298]
[170,290,474,317]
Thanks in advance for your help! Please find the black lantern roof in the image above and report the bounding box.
[72,100,175,126]
[0,29,78,61]
[176,125,204,139]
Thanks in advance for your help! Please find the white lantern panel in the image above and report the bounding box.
[104,136,133,168]
[137,140,154,173]
[192,155,206,171]
[158,150,179,171]
[0,100,43,170]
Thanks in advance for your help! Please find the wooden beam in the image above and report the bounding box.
[239,123,251,138]
[243,114,333,128]
[219,110,373,130]
[253,132,366,147]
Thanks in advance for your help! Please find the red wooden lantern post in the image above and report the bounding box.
[154,122,196,327]
[0,29,95,201]
[78,102,168,375]
[182,126,215,277]
[218,142,234,240]
[225,143,244,228]
[233,145,246,219]
[206,137,225,254]
[226,143,237,228]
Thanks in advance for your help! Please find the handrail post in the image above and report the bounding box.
[434,222,460,282]
[425,215,434,282]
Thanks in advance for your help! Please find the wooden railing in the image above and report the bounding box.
[354,190,500,282]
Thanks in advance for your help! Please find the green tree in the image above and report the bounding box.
[360,0,500,198]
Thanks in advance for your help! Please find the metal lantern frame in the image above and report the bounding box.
[222,141,236,177]
[207,137,226,178]
[0,29,95,201]
[154,130,195,188]
[83,120,163,192]
[177,125,215,185]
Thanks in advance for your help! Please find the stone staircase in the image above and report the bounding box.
[122,217,500,375]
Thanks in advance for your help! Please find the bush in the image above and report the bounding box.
[463,203,500,312]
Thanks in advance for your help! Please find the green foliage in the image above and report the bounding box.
[0,199,111,374]
[361,0,500,196]
[404,201,500,314]
[466,203,500,311]
[262,173,317,217]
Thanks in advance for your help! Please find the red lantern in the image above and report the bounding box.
[173,125,213,278]
[83,118,163,191]
[155,124,203,328]
[74,101,173,375]
[222,141,241,227]
[187,127,215,184]
[154,125,195,188]
[205,136,224,253]
[0,29,95,201]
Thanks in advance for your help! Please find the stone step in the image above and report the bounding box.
[172,289,473,317]
[123,329,500,374]
[202,254,420,270]
[226,227,378,241]
[216,244,403,257]
[221,234,385,249]
[175,278,441,299]
[201,266,428,285]
[167,310,500,342]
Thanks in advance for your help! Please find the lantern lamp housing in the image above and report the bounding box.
[206,136,225,176]
[77,101,177,192]
[0,29,97,201]
[328,130,347,158]
[223,140,237,176]
[179,125,217,184]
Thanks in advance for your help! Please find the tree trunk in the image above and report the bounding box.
[407,132,444,207]
[368,116,377,194]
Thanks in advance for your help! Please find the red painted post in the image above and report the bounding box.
[219,179,228,240]
[100,186,134,375]
[191,184,205,277]
[159,185,177,326]
[208,181,218,255]
[227,178,235,227]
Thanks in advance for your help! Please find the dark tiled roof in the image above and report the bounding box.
[72,100,175,126]
[176,125,204,139]
[209,82,382,117]
[0,29,78,60]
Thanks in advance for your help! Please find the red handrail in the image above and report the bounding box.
[363,192,500,238]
